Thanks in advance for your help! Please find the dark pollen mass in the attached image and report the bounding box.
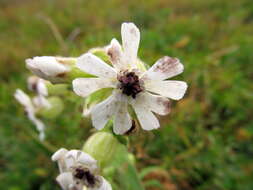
[118,71,143,98]
[74,168,96,187]
[74,168,86,179]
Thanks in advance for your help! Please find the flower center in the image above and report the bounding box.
[74,168,96,187]
[118,71,143,98]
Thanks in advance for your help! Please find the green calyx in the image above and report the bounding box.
[38,96,64,119]
[82,132,121,169]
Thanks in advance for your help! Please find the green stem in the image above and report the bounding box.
[23,124,56,153]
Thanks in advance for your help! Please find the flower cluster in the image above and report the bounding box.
[16,22,188,190]
[15,77,51,140]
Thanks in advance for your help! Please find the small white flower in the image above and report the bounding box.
[52,148,112,190]
[73,22,187,134]
[27,77,51,109]
[26,56,75,83]
[27,76,48,95]
[14,79,51,140]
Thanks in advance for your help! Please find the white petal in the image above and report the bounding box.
[113,98,132,135]
[52,148,69,173]
[77,53,116,78]
[26,56,69,80]
[82,101,97,117]
[145,80,188,100]
[52,148,68,161]
[90,93,117,130]
[142,56,184,81]
[65,150,98,172]
[37,79,48,96]
[33,96,51,109]
[133,92,171,116]
[14,89,47,140]
[89,177,112,190]
[28,113,46,141]
[64,150,80,169]
[132,102,160,130]
[27,76,39,92]
[65,149,82,160]
[39,131,45,141]
[72,78,115,98]
[106,38,125,71]
[121,22,140,68]
[14,89,33,109]
[56,172,76,190]
[76,151,98,173]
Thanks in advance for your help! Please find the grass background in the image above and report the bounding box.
[0,0,253,189]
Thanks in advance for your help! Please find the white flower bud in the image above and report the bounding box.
[26,56,72,83]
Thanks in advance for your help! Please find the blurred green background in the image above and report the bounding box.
[1,0,253,189]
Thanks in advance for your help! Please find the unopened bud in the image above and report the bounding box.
[26,56,93,84]
[26,56,71,83]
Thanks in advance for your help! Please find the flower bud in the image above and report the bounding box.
[26,56,93,84]
[26,56,71,83]
[82,132,121,168]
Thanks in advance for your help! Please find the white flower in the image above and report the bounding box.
[52,148,112,190]
[72,22,187,134]
[26,56,74,83]
[27,77,51,108]
[14,79,51,140]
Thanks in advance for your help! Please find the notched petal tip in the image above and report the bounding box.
[142,56,184,81]
[121,22,141,66]
[121,22,140,33]
[164,56,184,74]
